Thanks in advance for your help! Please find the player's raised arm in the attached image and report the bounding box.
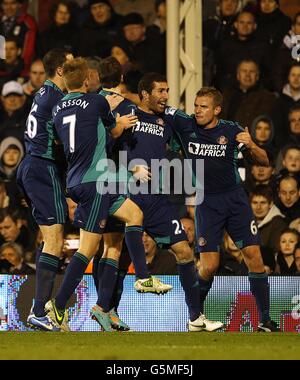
[236,127,269,166]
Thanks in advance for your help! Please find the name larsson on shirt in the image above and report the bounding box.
[188,142,227,157]
[53,99,90,116]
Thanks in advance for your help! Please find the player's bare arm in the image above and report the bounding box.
[236,127,269,166]
[110,113,138,138]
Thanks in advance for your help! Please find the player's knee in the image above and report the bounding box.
[199,262,218,280]
[175,244,194,262]
[44,235,64,256]
[104,246,122,261]
[129,207,143,226]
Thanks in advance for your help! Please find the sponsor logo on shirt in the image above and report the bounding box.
[188,142,227,157]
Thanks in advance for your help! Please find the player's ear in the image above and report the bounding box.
[57,66,63,77]
[142,90,149,100]
[214,105,222,116]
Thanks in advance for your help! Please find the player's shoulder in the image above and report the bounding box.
[219,119,244,132]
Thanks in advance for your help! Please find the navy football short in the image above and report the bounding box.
[130,193,187,247]
[195,186,260,253]
[68,182,127,234]
[17,155,67,225]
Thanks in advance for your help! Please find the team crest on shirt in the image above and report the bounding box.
[217,136,228,145]
[99,219,107,229]
[198,237,207,247]
[156,118,165,126]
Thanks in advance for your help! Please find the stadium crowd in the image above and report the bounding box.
[0,0,299,276]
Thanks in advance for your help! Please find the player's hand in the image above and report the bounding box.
[106,94,123,111]
[132,165,152,183]
[116,113,138,130]
[236,127,254,149]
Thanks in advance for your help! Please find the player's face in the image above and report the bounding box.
[148,81,169,113]
[194,96,220,126]
[30,61,46,89]
[220,0,239,17]
[280,233,298,256]
[237,62,259,90]
[283,149,300,173]
[260,0,278,14]
[251,196,272,220]
[1,0,20,18]
[3,148,20,167]
[234,13,256,38]
[0,216,21,242]
[289,111,300,134]
[255,121,271,143]
[279,179,300,208]
[288,67,300,91]
[251,165,274,182]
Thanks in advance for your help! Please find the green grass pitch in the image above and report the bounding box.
[0,332,299,360]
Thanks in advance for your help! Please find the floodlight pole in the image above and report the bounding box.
[167,0,203,114]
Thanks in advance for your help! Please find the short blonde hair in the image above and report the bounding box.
[63,57,89,90]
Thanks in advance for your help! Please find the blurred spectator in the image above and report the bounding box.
[38,1,79,57]
[282,105,300,148]
[275,146,300,185]
[204,0,243,50]
[141,232,177,275]
[221,60,276,129]
[122,12,165,74]
[59,226,80,272]
[0,37,25,87]
[0,178,9,208]
[295,244,300,275]
[22,58,46,98]
[86,56,101,93]
[79,0,123,58]
[250,185,287,255]
[0,0,38,73]
[0,136,24,181]
[148,0,166,38]
[276,176,300,224]
[215,12,272,89]
[219,231,276,275]
[275,228,299,275]
[272,12,300,93]
[111,40,136,75]
[250,115,276,155]
[0,80,29,142]
[0,208,35,254]
[122,69,143,105]
[244,161,276,194]
[271,63,300,148]
[181,216,195,248]
[0,241,35,274]
[110,0,156,25]
[219,232,248,275]
[290,218,300,234]
[256,0,291,53]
